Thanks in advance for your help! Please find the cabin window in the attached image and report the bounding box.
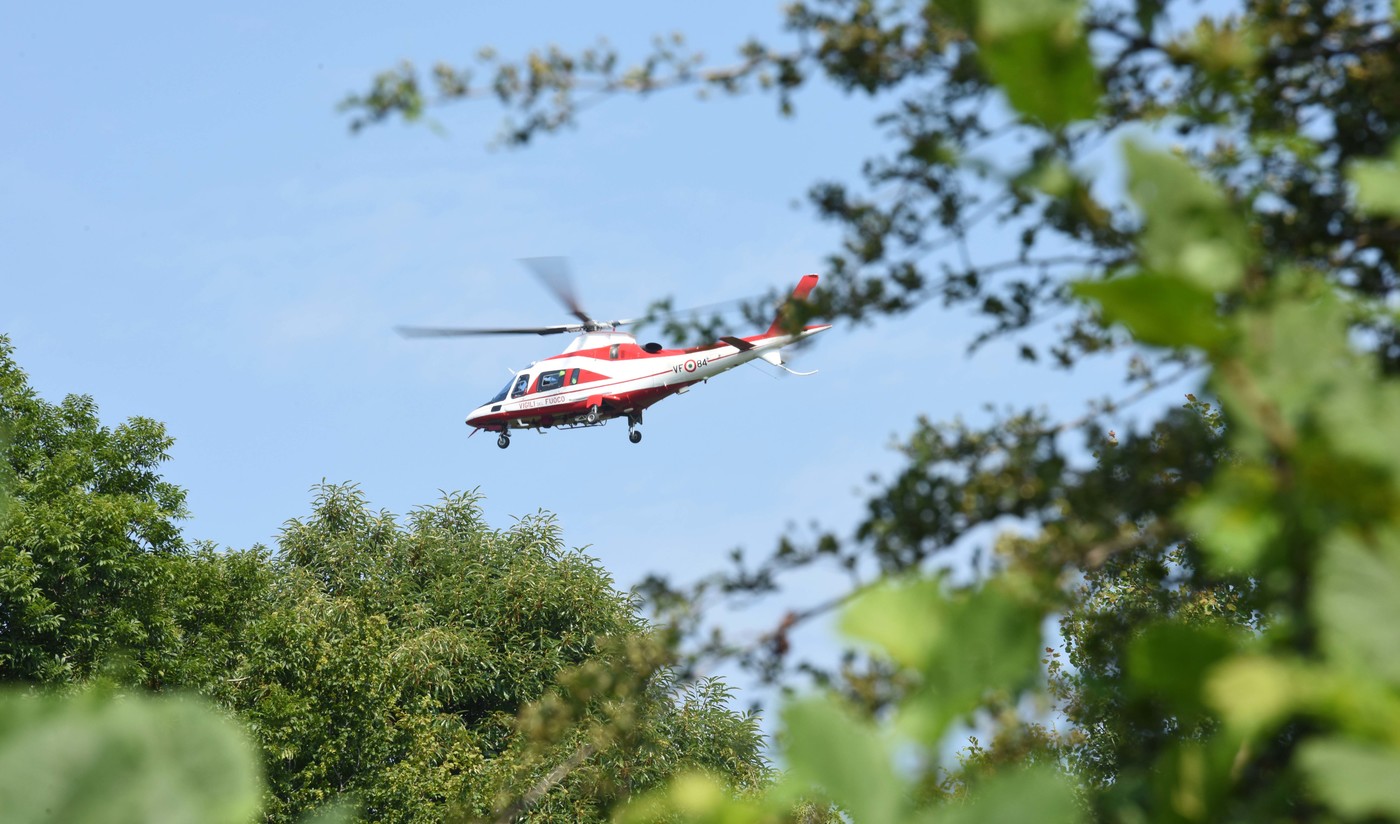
[609,344,620,360]
[511,374,531,398]
[570,368,580,385]
[537,370,565,392]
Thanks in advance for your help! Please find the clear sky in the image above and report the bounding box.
[3,2,1172,706]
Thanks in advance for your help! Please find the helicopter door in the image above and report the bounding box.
[510,374,531,398]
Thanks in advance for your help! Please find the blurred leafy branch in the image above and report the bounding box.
[341,0,1400,372]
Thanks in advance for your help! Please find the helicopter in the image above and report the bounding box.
[398,258,831,448]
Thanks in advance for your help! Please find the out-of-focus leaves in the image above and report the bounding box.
[1220,293,1351,445]
[1349,142,1400,217]
[1205,655,1302,737]
[0,690,261,824]
[1314,532,1400,686]
[840,577,949,672]
[781,695,909,823]
[975,0,1101,126]
[1128,623,1237,720]
[935,765,1079,824]
[1180,463,1279,573]
[1298,738,1400,819]
[1073,274,1225,350]
[1125,144,1253,292]
[842,576,1043,741]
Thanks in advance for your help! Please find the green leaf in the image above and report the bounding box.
[841,577,949,671]
[1128,622,1237,718]
[1223,292,1352,439]
[1180,462,1280,573]
[1349,142,1400,217]
[781,695,908,824]
[1313,363,1400,481]
[1149,739,1242,822]
[1073,274,1226,350]
[1205,655,1302,736]
[1125,143,1253,292]
[1298,738,1400,819]
[0,690,262,824]
[976,0,1100,126]
[930,765,1079,824]
[842,577,1043,740]
[1315,532,1400,686]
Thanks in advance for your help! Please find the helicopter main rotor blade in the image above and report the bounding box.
[396,324,582,338]
[519,256,595,326]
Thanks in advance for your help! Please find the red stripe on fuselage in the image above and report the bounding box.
[470,378,701,430]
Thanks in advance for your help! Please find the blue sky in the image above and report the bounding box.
[3,3,1178,705]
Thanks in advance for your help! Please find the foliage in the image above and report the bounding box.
[622,104,1400,824]
[346,0,1400,821]
[0,335,187,684]
[0,687,263,824]
[0,342,771,821]
[202,483,770,823]
[342,1,1400,369]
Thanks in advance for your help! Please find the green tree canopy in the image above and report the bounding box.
[196,483,770,823]
[0,341,771,822]
[0,334,187,684]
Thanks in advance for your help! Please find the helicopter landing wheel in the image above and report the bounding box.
[496,433,510,449]
[585,405,600,425]
[628,429,642,444]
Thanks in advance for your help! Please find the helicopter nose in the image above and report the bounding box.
[466,403,502,430]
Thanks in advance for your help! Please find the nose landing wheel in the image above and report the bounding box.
[627,413,642,444]
[628,429,642,444]
[497,433,511,449]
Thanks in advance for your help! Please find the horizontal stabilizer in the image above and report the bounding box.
[721,335,756,351]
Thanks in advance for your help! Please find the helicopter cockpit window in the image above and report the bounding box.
[511,374,531,398]
[537,370,565,392]
[609,344,620,360]
[489,377,513,404]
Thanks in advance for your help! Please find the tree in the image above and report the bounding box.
[345,0,1400,820]
[193,483,771,823]
[0,335,188,684]
[0,342,772,821]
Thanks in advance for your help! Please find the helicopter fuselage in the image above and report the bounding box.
[464,323,830,441]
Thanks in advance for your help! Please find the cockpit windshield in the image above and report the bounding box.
[488,376,513,404]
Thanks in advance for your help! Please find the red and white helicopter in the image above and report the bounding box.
[399,258,830,448]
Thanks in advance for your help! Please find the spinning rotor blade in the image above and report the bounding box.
[397,258,793,345]
[396,324,582,338]
[519,256,595,325]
